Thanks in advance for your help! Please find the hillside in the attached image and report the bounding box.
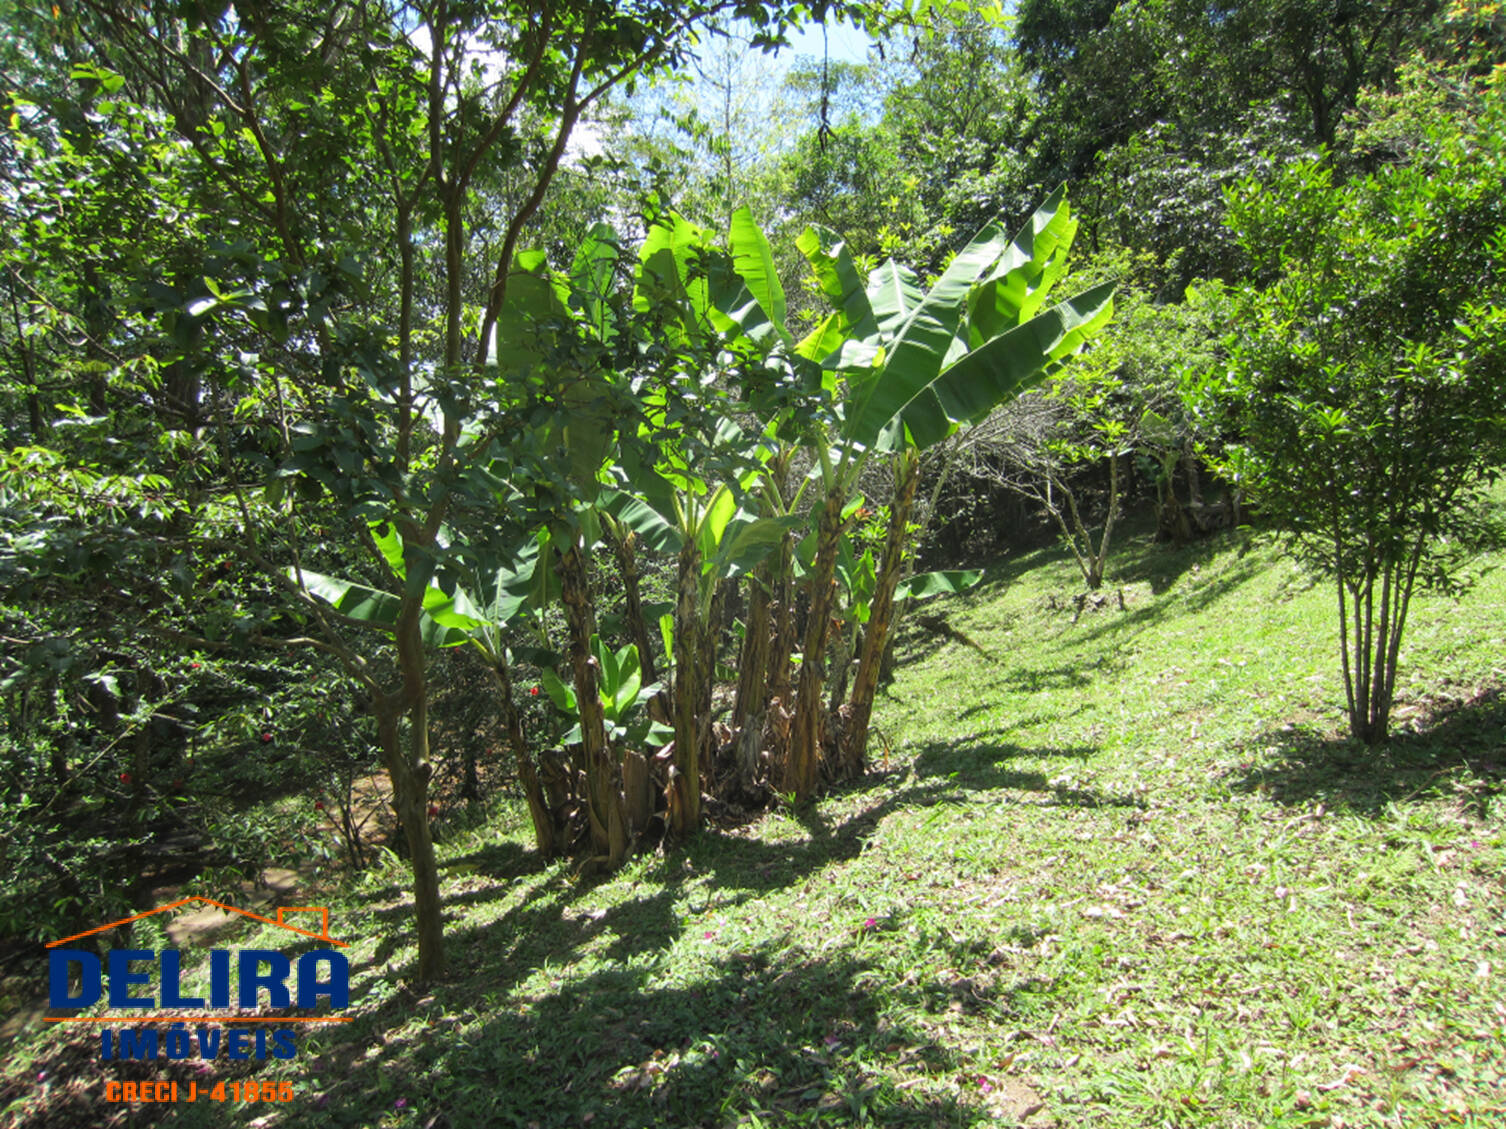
[6,527,1505,1128]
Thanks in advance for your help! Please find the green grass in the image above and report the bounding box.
[5,527,1505,1128]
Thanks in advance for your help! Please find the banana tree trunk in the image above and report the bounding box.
[767,533,796,709]
[611,527,660,687]
[669,543,703,836]
[786,488,845,802]
[487,649,558,859]
[733,562,772,730]
[846,450,920,775]
[827,619,855,713]
[613,525,669,724]
[700,583,720,763]
[557,535,628,867]
[763,457,796,712]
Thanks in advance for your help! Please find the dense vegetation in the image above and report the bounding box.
[2,1,1503,1125]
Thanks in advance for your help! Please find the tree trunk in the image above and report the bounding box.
[1158,473,1192,545]
[611,527,659,685]
[1096,450,1123,579]
[374,598,444,983]
[395,601,443,982]
[81,260,110,416]
[827,625,854,713]
[1185,450,1203,508]
[669,542,703,836]
[767,533,796,709]
[488,649,557,859]
[557,534,627,866]
[733,561,772,730]
[846,450,919,774]
[786,488,844,802]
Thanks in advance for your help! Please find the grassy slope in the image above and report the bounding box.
[6,527,1505,1128]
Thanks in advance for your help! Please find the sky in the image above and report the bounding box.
[785,18,875,65]
[406,15,881,162]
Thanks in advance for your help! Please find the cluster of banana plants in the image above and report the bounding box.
[296,189,1112,866]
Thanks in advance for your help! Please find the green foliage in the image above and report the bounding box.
[540,636,671,750]
[894,567,983,600]
[1190,65,1506,742]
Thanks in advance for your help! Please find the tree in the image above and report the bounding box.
[1012,1,1442,295]
[1189,63,1506,744]
[2,0,920,982]
[961,254,1235,587]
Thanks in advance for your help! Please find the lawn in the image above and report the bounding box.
[5,525,1505,1128]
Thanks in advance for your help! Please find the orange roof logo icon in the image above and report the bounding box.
[47,897,348,949]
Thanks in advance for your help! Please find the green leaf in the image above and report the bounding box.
[593,634,620,700]
[730,205,790,338]
[570,222,619,342]
[599,487,684,553]
[866,259,925,342]
[897,569,985,600]
[472,538,541,628]
[633,212,711,343]
[709,512,801,581]
[695,484,738,560]
[421,582,486,632]
[294,569,468,647]
[848,215,1023,447]
[612,645,642,718]
[298,569,400,627]
[540,667,576,713]
[368,520,406,577]
[921,283,1116,446]
[796,224,879,364]
[966,186,1077,342]
[855,282,1116,451]
[658,612,674,667]
[486,251,570,372]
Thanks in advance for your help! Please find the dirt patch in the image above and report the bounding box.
[982,1076,1056,1126]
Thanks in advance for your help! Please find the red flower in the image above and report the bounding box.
[529,686,541,697]
[314,800,325,812]
[259,731,273,743]
[189,662,201,670]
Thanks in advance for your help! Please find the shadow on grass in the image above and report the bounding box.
[273,938,998,1129]
[911,740,1143,811]
[348,754,1078,1008]
[309,743,1106,1126]
[7,737,1092,1129]
[16,941,999,1129]
[1109,526,1251,596]
[890,528,1271,675]
[1227,686,1506,816]
[1062,547,1269,653]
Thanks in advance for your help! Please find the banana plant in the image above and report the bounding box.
[600,435,801,834]
[539,637,672,751]
[569,210,823,835]
[485,223,656,865]
[705,190,1114,798]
